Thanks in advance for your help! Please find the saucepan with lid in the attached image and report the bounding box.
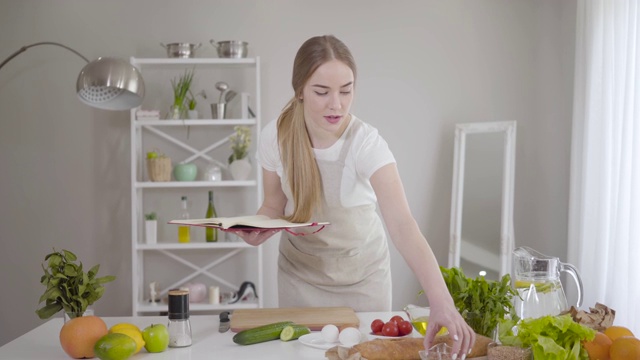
[160,43,202,58]
[210,40,249,58]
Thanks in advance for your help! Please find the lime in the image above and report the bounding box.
[94,333,136,360]
[108,328,145,354]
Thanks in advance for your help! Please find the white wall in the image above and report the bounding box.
[0,0,577,345]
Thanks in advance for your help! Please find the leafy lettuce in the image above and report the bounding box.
[498,314,596,360]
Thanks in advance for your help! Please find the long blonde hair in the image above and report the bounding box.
[277,35,357,222]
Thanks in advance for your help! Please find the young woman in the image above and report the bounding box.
[233,35,475,357]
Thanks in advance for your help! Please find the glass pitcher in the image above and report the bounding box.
[512,246,583,320]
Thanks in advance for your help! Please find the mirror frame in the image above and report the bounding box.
[448,121,517,278]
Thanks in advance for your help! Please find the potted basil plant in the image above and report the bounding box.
[145,212,158,244]
[187,90,207,119]
[36,249,116,320]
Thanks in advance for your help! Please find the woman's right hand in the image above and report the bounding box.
[225,228,280,246]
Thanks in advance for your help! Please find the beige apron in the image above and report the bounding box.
[278,119,392,311]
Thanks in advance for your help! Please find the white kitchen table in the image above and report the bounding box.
[0,311,409,360]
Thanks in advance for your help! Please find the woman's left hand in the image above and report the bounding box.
[423,302,475,360]
[226,228,280,246]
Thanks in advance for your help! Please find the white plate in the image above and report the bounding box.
[298,333,340,350]
[367,332,412,340]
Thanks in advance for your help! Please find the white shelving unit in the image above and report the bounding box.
[129,57,263,315]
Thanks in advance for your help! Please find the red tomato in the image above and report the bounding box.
[389,315,405,326]
[382,321,399,337]
[398,320,413,336]
[370,319,384,333]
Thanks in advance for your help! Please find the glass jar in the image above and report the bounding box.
[202,163,222,182]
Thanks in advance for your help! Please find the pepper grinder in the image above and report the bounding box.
[167,289,192,347]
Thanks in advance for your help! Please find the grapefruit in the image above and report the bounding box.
[59,315,108,359]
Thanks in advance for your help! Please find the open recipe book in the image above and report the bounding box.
[169,215,330,235]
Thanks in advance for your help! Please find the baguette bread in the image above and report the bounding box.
[325,333,492,360]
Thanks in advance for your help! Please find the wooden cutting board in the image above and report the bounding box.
[230,306,359,332]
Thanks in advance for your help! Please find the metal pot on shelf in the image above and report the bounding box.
[210,40,249,58]
[160,42,202,58]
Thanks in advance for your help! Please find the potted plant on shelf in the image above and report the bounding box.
[36,249,116,320]
[187,90,207,119]
[228,125,252,180]
[169,68,194,120]
[145,212,158,244]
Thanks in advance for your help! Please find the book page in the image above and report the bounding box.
[169,215,329,230]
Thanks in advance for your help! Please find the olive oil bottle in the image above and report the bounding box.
[178,196,191,243]
[205,190,218,242]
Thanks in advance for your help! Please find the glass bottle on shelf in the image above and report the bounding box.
[205,190,218,242]
[178,196,191,243]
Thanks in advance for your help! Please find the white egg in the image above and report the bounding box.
[321,324,339,343]
[338,327,362,347]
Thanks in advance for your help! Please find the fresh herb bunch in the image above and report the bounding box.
[36,249,116,320]
[171,68,195,109]
[228,125,252,164]
[439,266,518,337]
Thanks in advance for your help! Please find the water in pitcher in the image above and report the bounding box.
[512,246,583,320]
[513,277,568,319]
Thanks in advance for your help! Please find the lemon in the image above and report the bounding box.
[109,328,145,354]
[109,323,141,334]
[94,333,136,360]
[513,280,557,293]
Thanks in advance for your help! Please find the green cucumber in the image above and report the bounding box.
[233,321,294,345]
[280,325,311,341]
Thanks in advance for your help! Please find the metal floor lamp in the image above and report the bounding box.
[0,41,144,110]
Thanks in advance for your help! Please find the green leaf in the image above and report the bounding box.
[47,254,62,268]
[35,303,63,320]
[95,275,116,285]
[39,287,62,304]
[88,264,99,279]
[63,264,78,277]
[62,249,77,262]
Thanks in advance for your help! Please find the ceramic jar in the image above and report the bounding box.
[174,163,197,181]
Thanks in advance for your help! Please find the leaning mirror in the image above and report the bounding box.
[448,121,516,281]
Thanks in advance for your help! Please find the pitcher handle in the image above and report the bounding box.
[560,262,583,308]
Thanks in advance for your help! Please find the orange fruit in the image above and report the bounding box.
[584,332,612,360]
[610,336,640,360]
[59,315,108,358]
[605,326,635,342]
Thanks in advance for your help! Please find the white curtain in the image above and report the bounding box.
[569,0,640,334]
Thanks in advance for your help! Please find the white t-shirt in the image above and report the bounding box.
[257,115,396,208]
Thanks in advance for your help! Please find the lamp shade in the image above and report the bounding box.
[76,57,144,110]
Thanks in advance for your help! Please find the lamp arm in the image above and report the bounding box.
[0,41,90,71]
